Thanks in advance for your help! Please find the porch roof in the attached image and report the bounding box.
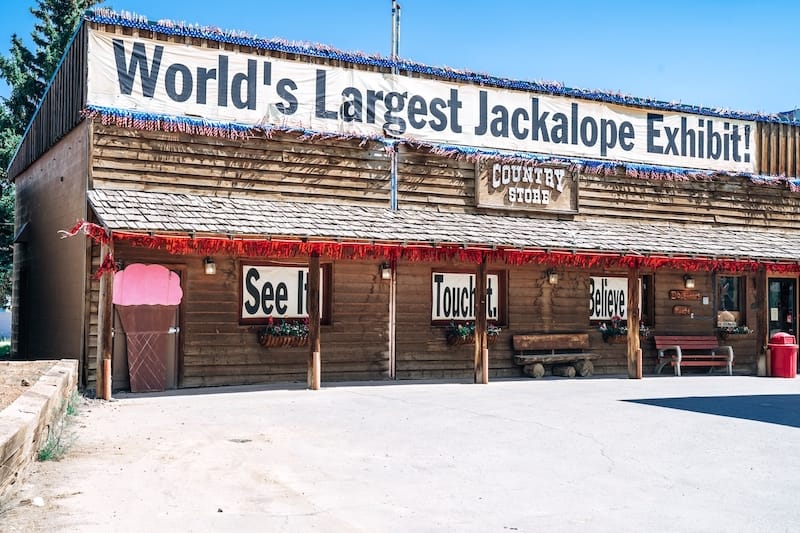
[87,188,800,264]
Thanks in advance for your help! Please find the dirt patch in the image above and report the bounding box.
[0,361,58,412]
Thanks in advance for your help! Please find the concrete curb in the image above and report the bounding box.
[0,359,79,501]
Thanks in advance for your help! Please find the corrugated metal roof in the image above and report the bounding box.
[88,189,800,262]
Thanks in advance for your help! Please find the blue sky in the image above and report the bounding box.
[0,0,797,114]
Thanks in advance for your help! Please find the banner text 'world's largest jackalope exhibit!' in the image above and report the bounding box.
[88,31,756,173]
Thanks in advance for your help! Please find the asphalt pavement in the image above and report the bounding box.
[3,374,800,532]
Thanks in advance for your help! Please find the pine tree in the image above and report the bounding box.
[0,0,99,306]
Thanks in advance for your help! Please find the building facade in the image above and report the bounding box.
[10,10,800,392]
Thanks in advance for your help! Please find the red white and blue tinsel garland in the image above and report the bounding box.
[82,105,800,191]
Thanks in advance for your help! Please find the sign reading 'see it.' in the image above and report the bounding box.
[432,272,499,321]
[241,265,322,320]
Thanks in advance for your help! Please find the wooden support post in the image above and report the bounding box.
[474,256,488,384]
[96,239,114,400]
[481,348,489,385]
[627,268,641,379]
[635,349,643,379]
[756,266,768,376]
[102,359,111,400]
[307,252,321,390]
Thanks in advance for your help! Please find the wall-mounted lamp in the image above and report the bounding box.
[204,257,217,275]
[683,274,695,289]
[546,268,559,285]
[379,262,392,280]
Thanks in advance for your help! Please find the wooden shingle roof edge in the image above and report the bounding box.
[87,188,800,264]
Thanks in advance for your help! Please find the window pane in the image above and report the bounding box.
[718,277,740,312]
[717,276,742,327]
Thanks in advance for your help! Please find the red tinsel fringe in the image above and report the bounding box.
[58,219,110,244]
[95,253,117,280]
[109,231,798,273]
[59,220,800,275]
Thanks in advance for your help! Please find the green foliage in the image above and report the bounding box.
[0,1,100,142]
[447,321,501,339]
[717,325,753,336]
[0,183,12,306]
[0,0,100,307]
[258,317,310,339]
[37,390,80,461]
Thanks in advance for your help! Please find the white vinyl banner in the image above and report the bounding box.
[88,30,756,173]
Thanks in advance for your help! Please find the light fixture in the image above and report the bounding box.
[683,274,695,289]
[546,268,558,285]
[204,257,217,275]
[379,262,392,280]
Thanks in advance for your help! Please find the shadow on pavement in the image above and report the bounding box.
[625,394,800,428]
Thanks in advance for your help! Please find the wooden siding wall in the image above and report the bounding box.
[86,242,101,389]
[397,146,477,212]
[394,262,611,379]
[12,124,89,362]
[92,127,391,206]
[92,127,800,229]
[86,244,390,390]
[84,252,763,389]
[395,261,473,379]
[577,173,800,229]
[757,122,800,178]
[9,24,87,180]
[642,271,759,373]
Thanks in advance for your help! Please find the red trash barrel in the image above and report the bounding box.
[769,332,798,378]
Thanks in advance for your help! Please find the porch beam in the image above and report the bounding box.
[474,255,489,384]
[627,268,642,379]
[96,239,114,400]
[308,252,321,390]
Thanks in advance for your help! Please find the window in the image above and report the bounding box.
[717,276,744,326]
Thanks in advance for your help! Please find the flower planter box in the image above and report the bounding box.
[446,334,498,346]
[258,333,309,348]
[717,331,753,341]
[603,335,627,344]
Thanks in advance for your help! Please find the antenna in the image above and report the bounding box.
[391,0,401,73]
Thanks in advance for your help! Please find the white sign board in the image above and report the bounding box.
[87,30,757,173]
[432,272,499,321]
[589,276,628,321]
[241,265,321,320]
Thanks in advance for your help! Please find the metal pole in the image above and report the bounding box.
[391,0,400,67]
[389,1,401,211]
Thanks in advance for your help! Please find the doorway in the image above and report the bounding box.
[111,265,183,392]
[768,277,796,339]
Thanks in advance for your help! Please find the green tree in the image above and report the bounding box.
[0,0,99,307]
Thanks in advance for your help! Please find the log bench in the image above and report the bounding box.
[653,335,734,376]
[512,333,600,378]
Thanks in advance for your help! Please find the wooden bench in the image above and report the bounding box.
[512,333,600,378]
[653,335,734,376]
